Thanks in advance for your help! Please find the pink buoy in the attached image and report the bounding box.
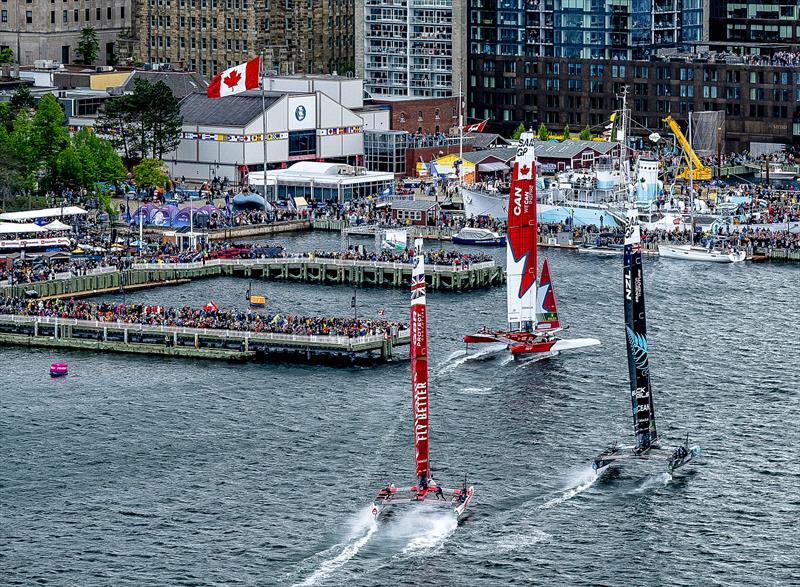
[50,363,68,377]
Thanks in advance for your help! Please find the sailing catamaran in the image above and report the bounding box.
[463,133,600,357]
[592,209,700,475]
[372,239,474,519]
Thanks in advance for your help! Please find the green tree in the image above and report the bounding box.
[7,112,36,188]
[0,102,12,132]
[30,94,69,180]
[10,85,34,114]
[96,78,183,162]
[579,125,592,141]
[0,129,32,210]
[562,124,571,140]
[73,127,126,183]
[0,47,14,65]
[54,145,86,189]
[76,27,100,65]
[511,122,526,141]
[537,122,550,141]
[132,158,168,189]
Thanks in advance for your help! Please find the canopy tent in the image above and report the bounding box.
[43,220,72,231]
[0,222,47,234]
[0,206,87,222]
[477,162,510,173]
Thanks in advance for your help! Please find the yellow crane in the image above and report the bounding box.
[662,115,712,181]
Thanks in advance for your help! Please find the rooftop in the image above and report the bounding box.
[121,70,208,99]
[179,91,283,126]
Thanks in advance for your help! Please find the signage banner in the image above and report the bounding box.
[288,95,317,130]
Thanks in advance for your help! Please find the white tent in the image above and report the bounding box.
[43,220,72,231]
[0,206,87,222]
[0,222,46,235]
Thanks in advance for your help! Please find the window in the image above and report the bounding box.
[1,10,7,22]
[63,10,67,23]
[288,130,316,157]
[121,6,125,19]
[96,7,100,20]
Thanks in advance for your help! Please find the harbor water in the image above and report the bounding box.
[2,231,798,586]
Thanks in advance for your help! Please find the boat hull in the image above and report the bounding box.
[658,244,746,263]
[452,235,506,246]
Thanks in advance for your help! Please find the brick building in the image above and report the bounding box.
[135,0,353,79]
[372,96,462,135]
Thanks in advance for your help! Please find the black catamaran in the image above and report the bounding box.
[592,209,700,475]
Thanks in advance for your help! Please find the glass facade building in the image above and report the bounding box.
[364,131,409,174]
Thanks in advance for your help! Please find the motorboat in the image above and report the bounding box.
[657,243,746,263]
[452,227,505,246]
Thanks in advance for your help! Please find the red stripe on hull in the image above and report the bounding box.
[510,340,557,354]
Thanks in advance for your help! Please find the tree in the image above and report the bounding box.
[132,158,168,189]
[10,85,34,115]
[511,122,526,141]
[537,122,550,141]
[76,27,100,65]
[53,128,127,190]
[96,78,183,163]
[579,125,592,141]
[30,94,69,180]
[0,47,14,65]
[563,124,571,140]
[0,130,32,211]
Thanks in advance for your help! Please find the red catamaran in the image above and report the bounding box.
[372,239,474,520]
[464,133,601,357]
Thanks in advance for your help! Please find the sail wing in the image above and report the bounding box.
[535,258,561,331]
[506,132,538,331]
[410,238,430,486]
[623,208,658,448]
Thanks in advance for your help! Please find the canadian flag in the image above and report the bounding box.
[207,57,261,98]
[462,119,488,133]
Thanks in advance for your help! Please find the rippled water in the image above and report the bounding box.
[2,232,799,586]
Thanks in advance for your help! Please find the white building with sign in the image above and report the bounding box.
[166,83,378,183]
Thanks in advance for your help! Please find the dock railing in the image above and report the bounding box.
[130,257,495,273]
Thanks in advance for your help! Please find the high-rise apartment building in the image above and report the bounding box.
[710,0,800,46]
[0,1,132,66]
[136,0,353,78]
[470,0,702,63]
[356,0,466,98]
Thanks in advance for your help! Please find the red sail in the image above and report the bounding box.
[506,135,538,328]
[410,240,429,485]
[535,258,561,330]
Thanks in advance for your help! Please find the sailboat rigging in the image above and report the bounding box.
[372,239,474,520]
[463,132,601,357]
[592,208,700,475]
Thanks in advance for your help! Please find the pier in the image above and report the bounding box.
[0,257,503,300]
[312,219,461,241]
[0,314,410,364]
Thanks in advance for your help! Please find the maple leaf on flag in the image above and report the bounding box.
[224,70,242,88]
[520,164,530,175]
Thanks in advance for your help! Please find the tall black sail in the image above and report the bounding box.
[623,209,658,449]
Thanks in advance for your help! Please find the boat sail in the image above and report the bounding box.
[463,133,600,357]
[372,239,474,519]
[592,209,700,475]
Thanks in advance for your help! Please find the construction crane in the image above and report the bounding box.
[662,115,712,181]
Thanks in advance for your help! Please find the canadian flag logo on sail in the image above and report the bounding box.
[207,57,261,98]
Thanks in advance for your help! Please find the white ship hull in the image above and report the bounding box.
[657,244,746,263]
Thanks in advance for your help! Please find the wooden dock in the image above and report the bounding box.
[0,257,504,301]
[0,314,410,365]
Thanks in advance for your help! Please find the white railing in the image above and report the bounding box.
[130,257,496,273]
[0,314,406,347]
[51,265,119,281]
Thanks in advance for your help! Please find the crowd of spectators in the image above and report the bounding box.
[0,297,405,338]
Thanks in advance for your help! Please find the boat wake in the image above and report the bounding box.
[383,508,458,557]
[539,467,599,510]
[437,344,507,375]
[630,472,672,493]
[292,507,378,587]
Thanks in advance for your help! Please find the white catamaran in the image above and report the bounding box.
[372,239,474,519]
[592,209,700,476]
[463,133,600,358]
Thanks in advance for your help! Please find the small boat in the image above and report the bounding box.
[592,209,700,477]
[50,363,68,377]
[249,295,266,308]
[452,227,506,247]
[657,243,746,263]
[372,239,474,520]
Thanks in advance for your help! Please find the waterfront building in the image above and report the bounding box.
[468,53,800,150]
[356,0,466,98]
[134,0,353,78]
[710,0,800,47]
[0,0,132,66]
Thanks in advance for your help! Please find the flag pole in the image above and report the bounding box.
[260,50,268,213]
[458,78,464,187]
